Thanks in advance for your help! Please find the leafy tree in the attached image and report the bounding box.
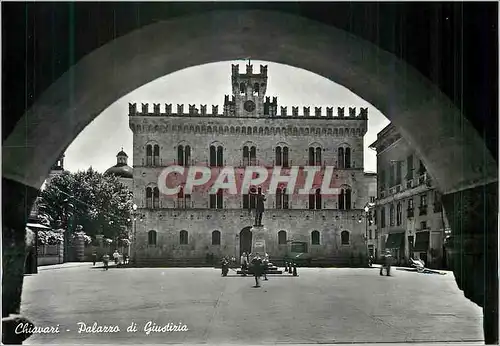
[38,168,133,242]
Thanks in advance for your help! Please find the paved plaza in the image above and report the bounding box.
[21,265,483,344]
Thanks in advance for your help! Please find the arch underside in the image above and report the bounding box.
[2,10,497,195]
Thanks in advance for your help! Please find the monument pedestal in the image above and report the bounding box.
[251,226,267,255]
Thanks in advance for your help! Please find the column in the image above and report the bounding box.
[442,182,498,344]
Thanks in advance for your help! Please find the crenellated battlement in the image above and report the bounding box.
[129,102,369,119]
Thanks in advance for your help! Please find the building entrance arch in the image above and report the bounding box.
[239,227,253,257]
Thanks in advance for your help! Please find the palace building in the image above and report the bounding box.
[128,63,373,266]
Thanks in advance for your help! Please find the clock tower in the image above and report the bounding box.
[229,62,268,117]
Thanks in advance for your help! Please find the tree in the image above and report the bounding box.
[38,168,133,241]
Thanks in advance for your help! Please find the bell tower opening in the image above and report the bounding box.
[229,61,268,117]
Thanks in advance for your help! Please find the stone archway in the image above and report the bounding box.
[2,9,497,344]
[239,227,253,257]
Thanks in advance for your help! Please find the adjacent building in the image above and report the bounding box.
[369,123,450,268]
[128,63,374,265]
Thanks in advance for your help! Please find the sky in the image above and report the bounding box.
[64,60,389,174]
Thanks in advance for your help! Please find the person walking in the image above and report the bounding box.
[92,252,97,266]
[113,250,120,265]
[102,253,110,271]
[262,253,269,281]
[380,250,393,276]
[250,253,264,287]
[240,252,248,276]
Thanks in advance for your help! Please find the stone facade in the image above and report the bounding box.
[129,64,371,264]
[369,124,451,268]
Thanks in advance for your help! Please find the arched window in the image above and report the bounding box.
[153,187,159,209]
[180,230,188,245]
[240,82,245,94]
[243,146,249,166]
[153,145,160,166]
[278,230,287,245]
[338,187,352,210]
[145,187,153,208]
[253,83,259,95]
[344,147,351,168]
[337,147,344,168]
[148,230,157,246]
[210,145,216,167]
[184,145,191,166]
[146,145,153,166]
[210,189,223,209]
[308,146,322,166]
[276,188,282,209]
[250,146,257,165]
[309,189,321,209]
[341,230,350,245]
[283,147,289,167]
[212,230,221,245]
[282,188,289,209]
[177,187,191,209]
[177,145,184,166]
[315,189,322,210]
[216,146,223,167]
[311,230,320,245]
[275,146,282,166]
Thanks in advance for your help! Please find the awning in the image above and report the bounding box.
[26,223,51,230]
[385,232,404,249]
[413,231,430,252]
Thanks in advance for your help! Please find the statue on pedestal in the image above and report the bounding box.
[251,187,266,227]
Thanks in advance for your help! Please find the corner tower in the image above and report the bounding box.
[230,62,268,117]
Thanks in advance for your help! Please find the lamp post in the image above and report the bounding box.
[62,197,74,263]
[359,204,371,259]
[132,204,138,265]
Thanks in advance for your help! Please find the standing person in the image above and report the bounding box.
[92,252,97,266]
[102,253,110,271]
[262,253,269,281]
[380,250,393,276]
[240,252,248,276]
[250,253,264,287]
[113,250,119,265]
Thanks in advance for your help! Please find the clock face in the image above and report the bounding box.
[244,100,256,112]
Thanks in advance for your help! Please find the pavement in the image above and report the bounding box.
[20,266,483,344]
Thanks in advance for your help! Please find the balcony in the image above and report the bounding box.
[406,179,413,189]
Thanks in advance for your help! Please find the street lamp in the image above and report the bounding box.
[358,204,371,259]
[132,204,138,265]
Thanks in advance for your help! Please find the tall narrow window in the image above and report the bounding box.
[212,230,221,245]
[216,189,223,209]
[180,230,188,245]
[177,146,184,166]
[315,147,322,166]
[250,146,257,165]
[153,145,160,166]
[148,230,157,246]
[278,230,287,245]
[406,155,414,179]
[396,161,402,184]
[276,188,282,209]
[283,147,289,167]
[209,193,216,209]
[380,207,386,228]
[243,146,249,166]
[396,202,402,225]
[250,191,256,209]
[240,83,245,94]
[341,231,350,245]
[275,147,282,166]
[184,145,191,166]
[338,147,344,168]
[153,187,160,209]
[210,146,216,167]
[390,204,395,226]
[345,188,351,210]
[283,188,289,209]
[309,147,315,166]
[315,189,322,210]
[309,192,315,209]
[146,145,153,166]
[216,146,223,167]
[242,194,249,209]
[344,147,351,168]
[146,187,153,208]
[338,190,345,210]
[311,230,320,245]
